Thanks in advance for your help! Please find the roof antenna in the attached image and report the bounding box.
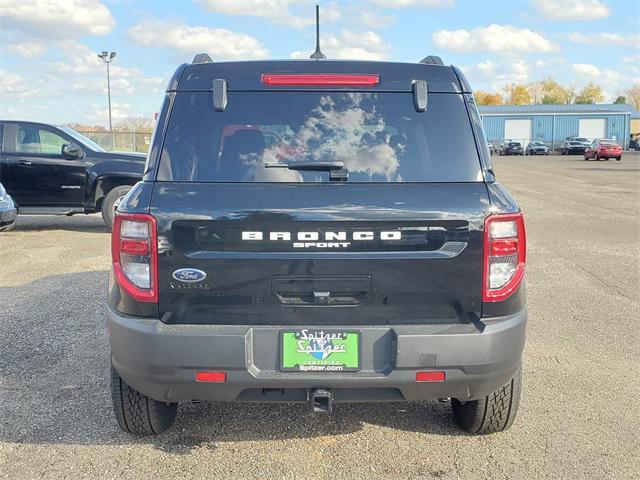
[310,4,326,59]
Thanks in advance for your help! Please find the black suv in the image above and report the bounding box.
[109,56,527,436]
[0,121,146,228]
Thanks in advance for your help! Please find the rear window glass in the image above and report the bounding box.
[157,92,482,182]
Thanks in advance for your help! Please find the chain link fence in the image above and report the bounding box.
[78,131,152,153]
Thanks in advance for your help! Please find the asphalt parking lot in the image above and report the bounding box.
[1,154,638,479]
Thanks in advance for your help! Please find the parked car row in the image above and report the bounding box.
[487,136,626,161]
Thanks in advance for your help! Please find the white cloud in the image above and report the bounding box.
[5,41,48,59]
[360,11,396,28]
[432,24,557,53]
[88,102,136,124]
[475,60,497,74]
[37,42,165,97]
[0,0,115,38]
[0,70,47,105]
[128,21,269,60]
[195,0,341,29]
[535,0,610,21]
[371,0,454,7]
[572,63,621,82]
[460,59,530,90]
[0,70,32,97]
[567,32,640,49]
[69,75,164,96]
[291,30,390,60]
[44,42,104,76]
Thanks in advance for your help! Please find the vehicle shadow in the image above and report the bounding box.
[0,271,463,455]
[11,215,110,233]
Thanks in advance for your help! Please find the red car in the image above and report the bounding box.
[584,139,622,161]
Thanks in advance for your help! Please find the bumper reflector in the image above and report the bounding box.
[195,371,227,383]
[415,371,446,382]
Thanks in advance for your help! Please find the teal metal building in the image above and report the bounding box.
[478,104,640,150]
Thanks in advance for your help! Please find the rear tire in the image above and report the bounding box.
[616,156,621,161]
[451,368,522,434]
[111,365,178,436]
[101,185,131,230]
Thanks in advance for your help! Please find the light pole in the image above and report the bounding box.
[98,51,116,148]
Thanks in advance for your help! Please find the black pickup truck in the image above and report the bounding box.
[0,121,145,228]
[109,56,527,436]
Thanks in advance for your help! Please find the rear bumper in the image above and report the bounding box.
[109,309,526,403]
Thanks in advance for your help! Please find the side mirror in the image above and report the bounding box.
[62,143,83,159]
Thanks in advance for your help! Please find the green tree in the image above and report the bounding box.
[613,95,626,104]
[575,83,605,104]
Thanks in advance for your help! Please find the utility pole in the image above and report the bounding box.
[98,51,116,149]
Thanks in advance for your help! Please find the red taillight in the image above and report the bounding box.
[483,213,526,302]
[120,238,150,255]
[490,238,518,256]
[261,73,380,86]
[111,213,158,302]
[195,371,227,383]
[416,371,446,382]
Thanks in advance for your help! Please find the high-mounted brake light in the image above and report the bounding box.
[112,213,158,302]
[483,213,526,302]
[261,73,379,87]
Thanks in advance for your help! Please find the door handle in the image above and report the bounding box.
[18,160,32,166]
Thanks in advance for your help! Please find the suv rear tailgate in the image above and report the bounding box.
[151,182,489,325]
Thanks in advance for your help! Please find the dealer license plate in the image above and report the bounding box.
[280,329,360,372]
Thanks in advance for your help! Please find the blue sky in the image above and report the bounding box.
[1,0,638,126]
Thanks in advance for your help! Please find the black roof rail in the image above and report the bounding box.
[192,53,213,64]
[419,55,444,65]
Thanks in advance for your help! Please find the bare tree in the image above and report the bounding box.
[114,116,154,133]
[625,84,640,110]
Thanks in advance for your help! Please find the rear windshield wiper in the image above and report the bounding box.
[264,161,349,181]
[264,161,343,171]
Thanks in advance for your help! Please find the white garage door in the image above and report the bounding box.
[504,119,532,146]
[579,118,606,141]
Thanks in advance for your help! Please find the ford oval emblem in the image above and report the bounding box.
[172,268,207,283]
